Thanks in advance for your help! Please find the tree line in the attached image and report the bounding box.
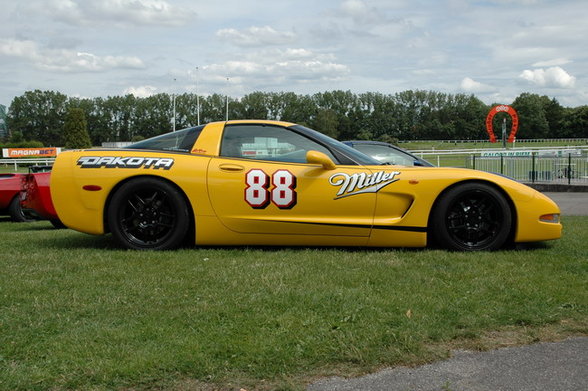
[4,89,588,147]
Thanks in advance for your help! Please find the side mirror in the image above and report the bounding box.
[306,150,336,170]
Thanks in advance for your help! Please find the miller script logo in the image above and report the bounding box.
[77,156,174,170]
[329,170,401,199]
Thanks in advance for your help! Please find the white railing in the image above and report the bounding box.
[411,145,588,155]
[0,158,56,171]
[399,138,588,144]
[469,154,588,185]
[406,147,588,185]
[2,150,587,185]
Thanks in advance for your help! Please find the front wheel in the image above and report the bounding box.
[431,183,512,251]
[107,177,190,250]
[50,219,66,229]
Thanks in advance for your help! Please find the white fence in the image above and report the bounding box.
[415,146,588,184]
[0,158,56,171]
[2,147,588,185]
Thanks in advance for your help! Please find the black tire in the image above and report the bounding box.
[50,219,67,229]
[432,183,512,251]
[8,195,35,223]
[107,177,190,250]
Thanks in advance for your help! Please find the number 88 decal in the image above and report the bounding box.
[245,169,297,209]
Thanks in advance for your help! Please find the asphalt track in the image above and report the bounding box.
[307,337,588,391]
[307,191,588,391]
[545,192,588,216]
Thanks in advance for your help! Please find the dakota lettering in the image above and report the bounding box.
[77,156,175,170]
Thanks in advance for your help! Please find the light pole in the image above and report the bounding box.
[195,67,200,125]
[225,77,229,121]
[172,78,177,132]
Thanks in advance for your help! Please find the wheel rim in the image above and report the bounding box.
[445,190,503,249]
[119,188,176,247]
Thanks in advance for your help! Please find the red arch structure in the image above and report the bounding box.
[485,105,519,143]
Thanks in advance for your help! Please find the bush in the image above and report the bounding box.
[0,140,44,149]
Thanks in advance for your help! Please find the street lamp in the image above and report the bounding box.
[195,67,200,126]
[225,77,229,121]
[172,77,177,132]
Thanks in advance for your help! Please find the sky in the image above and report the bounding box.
[1,0,587,108]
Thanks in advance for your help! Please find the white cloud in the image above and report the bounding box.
[339,0,384,25]
[0,39,38,59]
[532,58,571,67]
[216,26,295,47]
[43,0,194,26]
[203,48,349,86]
[123,85,157,97]
[519,66,576,89]
[0,38,145,72]
[460,77,492,92]
[1,0,588,107]
[488,0,540,4]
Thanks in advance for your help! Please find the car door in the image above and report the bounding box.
[207,123,377,237]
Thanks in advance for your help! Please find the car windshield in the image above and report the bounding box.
[124,126,204,152]
[352,144,418,166]
[290,125,382,166]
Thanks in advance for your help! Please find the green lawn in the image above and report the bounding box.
[0,165,29,174]
[0,218,586,391]
[400,139,588,151]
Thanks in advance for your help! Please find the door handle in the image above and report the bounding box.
[219,164,244,172]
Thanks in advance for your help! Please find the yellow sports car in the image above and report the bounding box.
[50,120,561,251]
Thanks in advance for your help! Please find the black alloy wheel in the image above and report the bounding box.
[432,183,512,251]
[107,177,190,250]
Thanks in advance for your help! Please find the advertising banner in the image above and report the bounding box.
[2,147,61,158]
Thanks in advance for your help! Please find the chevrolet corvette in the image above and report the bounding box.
[50,120,562,251]
[0,168,60,224]
[0,173,32,222]
[21,169,64,228]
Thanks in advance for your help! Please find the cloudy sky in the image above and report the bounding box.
[1,0,586,108]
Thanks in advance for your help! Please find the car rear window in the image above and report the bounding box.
[125,125,204,152]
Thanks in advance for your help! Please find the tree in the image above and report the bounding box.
[511,93,550,139]
[6,89,588,144]
[561,106,588,138]
[313,109,339,138]
[10,130,24,143]
[544,97,565,136]
[63,108,92,148]
[239,92,269,119]
[7,90,67,145]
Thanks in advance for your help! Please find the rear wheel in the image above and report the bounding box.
[107,177,190,250]
[8,195,35,222]
[432,183,512,251]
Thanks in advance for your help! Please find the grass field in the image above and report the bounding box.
[0,218,586,391]
[0,165,30,174]
[400,139,588,151]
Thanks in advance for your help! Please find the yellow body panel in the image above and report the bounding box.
[50,120,562,248]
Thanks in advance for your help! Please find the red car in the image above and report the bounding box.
[21,169,63,228]
[0,166,62,226]
[0,173,33,222]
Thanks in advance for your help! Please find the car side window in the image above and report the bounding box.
[220,125,337,163]
[353,144,415,166]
